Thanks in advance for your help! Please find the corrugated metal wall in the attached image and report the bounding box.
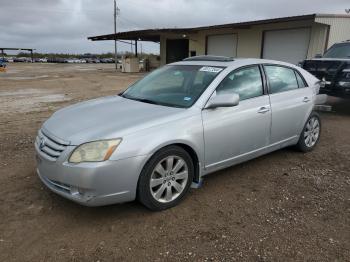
[308,23,328,58]
[315,16,350,48]
[159,16,350,65]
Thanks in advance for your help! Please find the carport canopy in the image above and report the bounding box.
[88,28,196,42]
[1,47,36,62]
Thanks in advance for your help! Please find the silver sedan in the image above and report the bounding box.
[35,56,321,210]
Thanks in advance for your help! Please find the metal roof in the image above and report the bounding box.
[88,13,321,42]
[0,48,35,51]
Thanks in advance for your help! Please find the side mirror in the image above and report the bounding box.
[205,93,239,109]
[314,54,322,58]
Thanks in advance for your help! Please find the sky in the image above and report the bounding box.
[0,0,349,55]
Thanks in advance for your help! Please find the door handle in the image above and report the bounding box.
[303,97,311,103]
[257,106,270,114]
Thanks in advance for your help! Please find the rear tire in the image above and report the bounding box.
[137,146,194,211]
[296,112,321,152]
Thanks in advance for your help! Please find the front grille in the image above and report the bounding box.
[303,60,343,74]
[35,129,69,161]
[303,60,347,82]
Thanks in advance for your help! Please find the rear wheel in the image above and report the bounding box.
[137,146,194,211]
[297,112,321,152]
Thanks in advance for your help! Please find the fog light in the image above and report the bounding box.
[70,186,86,196]
[70,186,80,196]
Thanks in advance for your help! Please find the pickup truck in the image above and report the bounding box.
[300,41,350,98]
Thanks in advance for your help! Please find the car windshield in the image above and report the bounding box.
[121,65,224,108]
[323,43,350,58]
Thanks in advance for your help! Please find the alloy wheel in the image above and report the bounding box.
[149,155,189,203]
[304,116,320,148]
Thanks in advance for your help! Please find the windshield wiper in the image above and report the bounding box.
[122,95,161,106]
[121,94,186,108]
[133,98,161,105]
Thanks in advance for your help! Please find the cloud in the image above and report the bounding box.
[0,0,349,54]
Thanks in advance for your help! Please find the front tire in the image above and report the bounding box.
[296,112,321,152]
[137,146,194,211]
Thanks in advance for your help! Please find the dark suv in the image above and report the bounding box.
[301,41,350,98]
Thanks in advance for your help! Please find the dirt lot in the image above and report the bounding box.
[0,63,349,261]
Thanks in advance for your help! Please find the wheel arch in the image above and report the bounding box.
[172,143,200,183]
[141,142,201,184]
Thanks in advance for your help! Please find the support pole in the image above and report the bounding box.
[113,0,118,70]
[135,40,138,57]
[31,50,34,63]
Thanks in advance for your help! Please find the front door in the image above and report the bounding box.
[202,65,271,170]
[166,39,189,64]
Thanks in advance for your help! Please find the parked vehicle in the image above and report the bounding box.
[0,58,7,71]
[301,40,350,98]
[47,57,65,63]
[99,58,113,63]
[84,58,94,63]
[35,56,321,211]
[13,57,31,62]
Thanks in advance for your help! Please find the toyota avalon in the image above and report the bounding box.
[35,56,321,211]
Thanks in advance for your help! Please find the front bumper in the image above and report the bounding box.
[35,145,149,206]
[319,81,350,98]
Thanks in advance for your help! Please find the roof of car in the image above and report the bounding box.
[183,55,235,62]
[171,56,298,68]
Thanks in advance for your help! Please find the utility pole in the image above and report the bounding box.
[114,0,120,70]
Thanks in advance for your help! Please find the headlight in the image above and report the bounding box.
[69,139,122,163]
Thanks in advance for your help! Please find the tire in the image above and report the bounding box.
[137,146,194,211]
[296,112,321,152]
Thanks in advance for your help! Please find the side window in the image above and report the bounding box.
[295,70,307,88]
[265,66,298,94]
[216,66,263,100]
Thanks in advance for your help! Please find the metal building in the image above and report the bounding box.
[88,13,350,66]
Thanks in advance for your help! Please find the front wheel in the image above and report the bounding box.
[137,146,194,211]
[296,112,321,152]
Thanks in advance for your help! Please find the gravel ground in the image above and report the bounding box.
[0,63,349,261]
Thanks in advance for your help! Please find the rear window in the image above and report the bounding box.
[295,71,307,88]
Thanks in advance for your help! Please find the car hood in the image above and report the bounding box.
[302,58,350,78]
[306,58,350,62]
[42,95,188,145]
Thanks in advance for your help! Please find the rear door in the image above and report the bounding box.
[263,65,313,144]
[202,65,271,170]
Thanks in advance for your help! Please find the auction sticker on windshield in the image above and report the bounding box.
[199,67,223,73]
